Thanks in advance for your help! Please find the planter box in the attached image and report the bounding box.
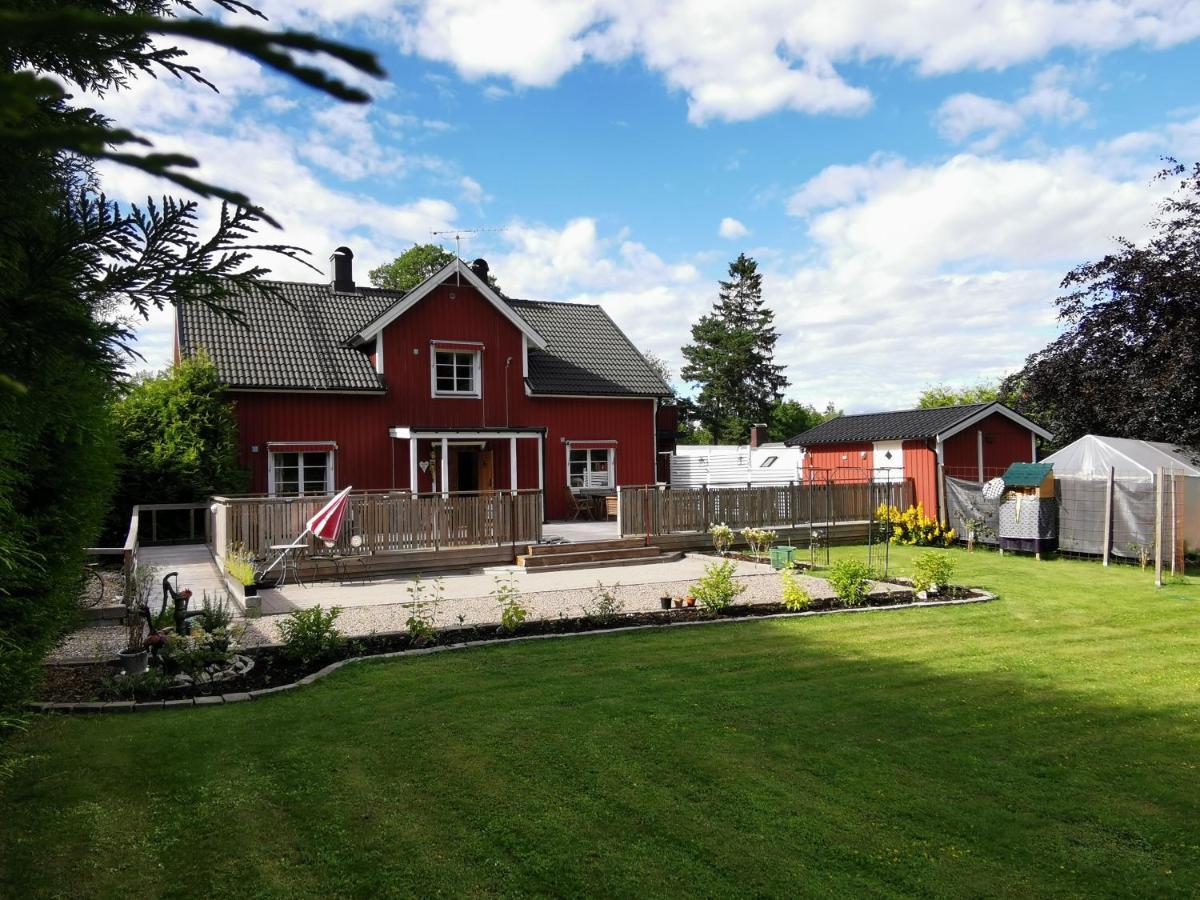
[221,570,258,617]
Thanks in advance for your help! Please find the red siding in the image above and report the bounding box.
[225,282,658,519]
[804,443,873,481]
[942,412,1035,482]
[903,439,938,514]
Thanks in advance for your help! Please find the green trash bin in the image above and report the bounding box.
[769,545,797,569]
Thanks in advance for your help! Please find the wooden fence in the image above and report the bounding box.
[211,490,543,560]
[618,480,913,537]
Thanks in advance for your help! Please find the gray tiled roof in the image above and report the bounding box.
[507,299,671,397]
[785,403,996,446]
[178,281,395,392]
[178,278,670,397]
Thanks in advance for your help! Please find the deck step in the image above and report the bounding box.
[516,545,662,568]
[524,537,645,556]
[518,551,684,573]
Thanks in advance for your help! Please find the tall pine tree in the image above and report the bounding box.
[681,254,788,443]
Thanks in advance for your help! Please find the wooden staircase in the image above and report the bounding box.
[516,537,680,572]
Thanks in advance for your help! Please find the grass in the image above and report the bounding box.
[3,545,1200,898]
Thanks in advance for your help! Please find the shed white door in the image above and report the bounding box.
[873,440,904,475]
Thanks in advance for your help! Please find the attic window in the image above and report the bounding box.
[759,455,778,468]
[431,350,480,398]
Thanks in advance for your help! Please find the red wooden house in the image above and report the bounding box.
[175,249,672,520]
[784,402,1052,519]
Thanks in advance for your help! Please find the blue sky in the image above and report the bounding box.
[96,1,1200,411]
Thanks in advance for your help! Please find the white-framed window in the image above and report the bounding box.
[269,451,334,497]
[431,349,480,397]
[568,448,614,489]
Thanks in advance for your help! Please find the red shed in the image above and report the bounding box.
[785,402,1053,521]
[176,251,671,520]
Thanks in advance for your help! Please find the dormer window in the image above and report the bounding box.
[432,348,480,397]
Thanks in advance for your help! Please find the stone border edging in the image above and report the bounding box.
[29,592,994,715]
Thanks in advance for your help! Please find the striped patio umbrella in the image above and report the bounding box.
[306,485,353,542]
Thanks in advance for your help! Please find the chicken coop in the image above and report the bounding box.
[997,462,1058,557]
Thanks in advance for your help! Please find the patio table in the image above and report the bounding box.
[268,543,307,589]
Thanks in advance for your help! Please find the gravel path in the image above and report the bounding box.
[47,568,904,661]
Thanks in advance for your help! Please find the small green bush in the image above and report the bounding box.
[195,592,234,632]
[690,560,746,612]
[827,559,874,607]
[912,552,956,594]
[584,581,624,624]
[278,605,344,666]
[780,569,812,611]
[493,576,528,634]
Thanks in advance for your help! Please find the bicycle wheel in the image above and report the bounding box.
[80,567,107,608]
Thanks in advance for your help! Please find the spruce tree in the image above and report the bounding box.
[680,254,788,443]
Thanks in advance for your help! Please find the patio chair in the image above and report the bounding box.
[567,488,595,521]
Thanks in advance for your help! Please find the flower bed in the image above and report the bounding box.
[33,583,991,707]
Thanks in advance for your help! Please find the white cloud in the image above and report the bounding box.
[772,149,1167,408]
[718,217,749,239]
[459,175,489,205]
[936,65,1090,150]
[382,1,1200,124]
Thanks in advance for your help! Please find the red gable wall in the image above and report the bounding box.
[224,282,658,519]
[942,411,1036,482]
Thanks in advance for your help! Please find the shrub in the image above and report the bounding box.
[912,552,956,594]
[827,559,874,607]
[780,569,812,611]
[690,560,746,612]
[493,576,528,634]
[875,503,956,547]
[741,527,777,558]
[405,575,444,643]
[278,605,344,666]
[159,626,240,677]
[584,581,624,624]
[101,668,176,702]
[195,592,234,632]
[709,523,734,555]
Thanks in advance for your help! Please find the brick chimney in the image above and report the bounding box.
[750,423,769,448]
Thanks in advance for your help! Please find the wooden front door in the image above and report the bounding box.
[479,450,494,491]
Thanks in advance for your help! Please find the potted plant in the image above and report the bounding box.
[660,594,672,610]
[673,597,683,608]
[119,606,149,675]
[686,595,696,607]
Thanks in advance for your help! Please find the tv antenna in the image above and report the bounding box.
[430,226,507,258]
[430,226,507,285]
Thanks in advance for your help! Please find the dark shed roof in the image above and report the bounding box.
[177,276,669,397]
[785,403,996,446]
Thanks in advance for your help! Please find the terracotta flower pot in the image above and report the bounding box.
[673,598,683,608]
[686,596,696,607]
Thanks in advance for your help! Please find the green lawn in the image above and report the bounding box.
[3,547,1200,898]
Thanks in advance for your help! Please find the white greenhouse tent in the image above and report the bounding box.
[1041,435,1200,480]
[1041,435,1200,558]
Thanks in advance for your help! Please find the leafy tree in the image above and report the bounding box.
[681,254,788,443]
[769,400,841,442]
[107,352,248,534]
[369,243,501,293]
[642,351,675,396]
[0,1,377,732]
[917,381,1004,409]
[1004,160,1200,450]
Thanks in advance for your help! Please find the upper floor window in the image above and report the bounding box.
[432,349,480,397]
[758,455,778,468]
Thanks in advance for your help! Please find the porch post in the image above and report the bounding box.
[409,437,418,494]
[440,436,449,498]
[536,433,545,521]
[509,436,518,493]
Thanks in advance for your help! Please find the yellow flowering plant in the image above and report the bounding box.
[874,502,956,547]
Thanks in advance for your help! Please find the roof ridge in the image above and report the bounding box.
[829,400,993,421]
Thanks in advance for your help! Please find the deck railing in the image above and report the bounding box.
[211,489,544,560]
[618,480,914,537]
